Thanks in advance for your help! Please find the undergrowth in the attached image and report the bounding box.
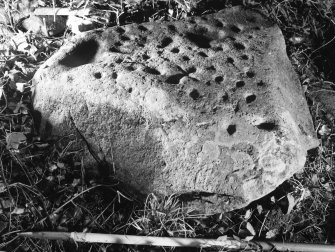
[0,0,335,251]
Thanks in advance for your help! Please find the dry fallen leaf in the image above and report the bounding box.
[72,178,81,187]
[14,61,27,74]
[6,132,27,150]
[1,199,14,209]
[244,235,254,241]
[302,188,311,198]
[323,182,332,192]
[257,205,263,215]
[286,194,296,215]
[266,229,279,239]
[289,35,305,44]
[246,222,256,236]
[244,209,252,220]
[168,8,174,16]
[11,207,25,215]
[57,162,65,169]
[311,174,318,185]
[15,82,26,92]
[325,164,332,172]
[5,69,21,83]
[318,125,331,136]
[49,164,58,172]
[57,175,65,183]
[0,183,6,193]
[46,176,55,182]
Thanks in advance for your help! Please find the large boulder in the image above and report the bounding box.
[32,6,319,213]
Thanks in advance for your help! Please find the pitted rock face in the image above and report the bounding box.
[33,6,319,213]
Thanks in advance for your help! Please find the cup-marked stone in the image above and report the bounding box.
[32,6,319,213]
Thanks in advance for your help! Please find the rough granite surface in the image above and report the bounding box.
[32,6,319,213]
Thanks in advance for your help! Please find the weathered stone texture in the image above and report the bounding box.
[32,6,319,213]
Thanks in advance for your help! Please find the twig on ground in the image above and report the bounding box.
[18,232,251,249]
[17,231,335,252]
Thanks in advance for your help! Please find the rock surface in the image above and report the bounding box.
[32,6,319,213]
